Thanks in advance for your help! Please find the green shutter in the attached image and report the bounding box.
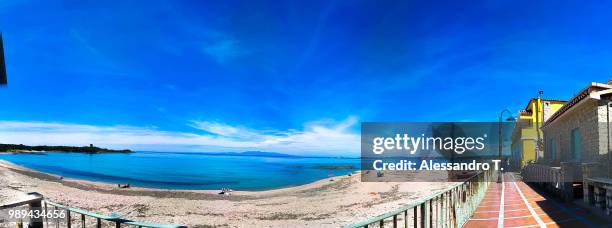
[549,138,556,160]
[571,128,581,160]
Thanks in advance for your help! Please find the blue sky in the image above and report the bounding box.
[0,0,611,155]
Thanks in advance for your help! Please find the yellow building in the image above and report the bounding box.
[511,98,565,169]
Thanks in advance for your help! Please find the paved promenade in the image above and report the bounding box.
[464,173,610,228]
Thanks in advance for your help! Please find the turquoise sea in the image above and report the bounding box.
[0,152,359,190]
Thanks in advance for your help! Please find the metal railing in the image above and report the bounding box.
[43,201,186,228]
[0,192,45,228]
[345,169,494,228]
[1,192,186,228]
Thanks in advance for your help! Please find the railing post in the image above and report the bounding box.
[44,201,49,228]
[82,214,86,228]
[404,210,408,228]
[413,206,418,228]
[26,192,43,228]
[421,202,429,228]
[429,200,433,228]
[393,214,397,228]
[452,187,457,228]
[443,192,447,228]
[97,218,101,228]
[438,196,443,227]
[66,210,71,228]
[55,206,59,228]
[448,193,451,228]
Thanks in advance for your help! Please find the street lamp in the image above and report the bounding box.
[0,32,6,86]
[498,109,515,183]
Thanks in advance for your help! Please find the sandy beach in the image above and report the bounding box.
[0,160,455,227]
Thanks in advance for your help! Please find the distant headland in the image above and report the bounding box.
[0,143,132,154]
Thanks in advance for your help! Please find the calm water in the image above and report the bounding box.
[0,152,359,190]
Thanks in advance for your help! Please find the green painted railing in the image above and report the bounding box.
[43,200,187,228]
[1,192,186,228]
[345,169,494,228]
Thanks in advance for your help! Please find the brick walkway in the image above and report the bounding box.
[464,173,610,228]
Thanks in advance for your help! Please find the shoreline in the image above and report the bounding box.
[0,159,359,194]
[0,160,456,227]
[0,160,298,199]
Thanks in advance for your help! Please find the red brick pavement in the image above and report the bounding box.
[464,173,610,228]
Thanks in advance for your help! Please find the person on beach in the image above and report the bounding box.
[218,188,233,197]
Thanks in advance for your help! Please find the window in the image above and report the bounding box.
[571,128,581,160]
[548,138,556,161]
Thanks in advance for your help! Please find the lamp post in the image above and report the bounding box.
[498,109,515,183]
[0,32,7,85]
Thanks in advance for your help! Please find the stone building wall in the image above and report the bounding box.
[596,99,612,177]
[596,100,612,158]
[543,99,601,164]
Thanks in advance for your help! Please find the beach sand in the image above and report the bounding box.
[0,160,455,227]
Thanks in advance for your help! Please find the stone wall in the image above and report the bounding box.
[596,99,612,177]
[543,99,601,164]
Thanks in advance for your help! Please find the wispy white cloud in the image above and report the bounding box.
[0,117,359,156]
[190,121,265,139]
[202,39,250,64]
[191,116,359,153]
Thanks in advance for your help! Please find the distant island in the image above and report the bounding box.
[0,143,132,154]
[216,151,299,157]
[153,151,358,159]
[161,151,301,158]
